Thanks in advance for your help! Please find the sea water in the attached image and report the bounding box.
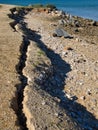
[0,0,98,21]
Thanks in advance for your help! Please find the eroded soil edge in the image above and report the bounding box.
[8,6,98,130]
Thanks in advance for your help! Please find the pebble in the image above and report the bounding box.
[77,80,84,85]
[54,97,61,103]
[62,51,66,56]
[91,21,97,26]
[85,73,88,77]
[75,38,80,42]
[54,113,58,117]
[42,101,46,105]
[74,28,79,32]
[86,89,92,95]
[65,93,73,100]
[7,80,11,84]
[79,82,83,85]
[80,96,86,100]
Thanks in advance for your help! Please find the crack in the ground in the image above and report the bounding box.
[8,7,98,130]
[15,36,30,130]
[8,8,31,130]
[11,36,30,130]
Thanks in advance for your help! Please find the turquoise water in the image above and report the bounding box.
[0,0,98,21]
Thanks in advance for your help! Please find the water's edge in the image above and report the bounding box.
[0,2,98,21]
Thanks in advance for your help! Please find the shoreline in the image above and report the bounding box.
[0,3,98,22]
[60,7,98,22]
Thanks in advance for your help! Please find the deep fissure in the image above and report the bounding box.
[9,9,30,130]
[16,36,30,130]
[8,7,98,130]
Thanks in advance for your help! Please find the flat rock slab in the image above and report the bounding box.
[54,28,73,38]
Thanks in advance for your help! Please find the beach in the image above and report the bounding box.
[0,4,98,130]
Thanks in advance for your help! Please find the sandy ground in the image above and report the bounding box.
[0,4,98,130]
[0,4,22,130]
[24,10,98,119]
[23,10,98,129]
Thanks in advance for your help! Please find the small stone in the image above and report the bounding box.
[67,47,73,51]
[54,113,58,117]
[75,38,80,42]
[42,101,46,105]
[85,73,88,76]
[92,21,97,26]
[81,72,86,75]
[66,93,73,100]
[7,80,11,83]
[52,33,57,37]
[62,51,66,56]
[80,96,86,100]
[58,19,65,26]
[86,89,92,95]
[54,97,61,103]
[75,21,80,27]
[79,82,84,85]
[74,28,79,32]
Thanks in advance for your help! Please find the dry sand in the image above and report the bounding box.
[0,4,23,130]
[0,4,98,130]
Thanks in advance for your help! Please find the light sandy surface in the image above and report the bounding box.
[0,4,98,130]
[23,10,98,129]
[25,10,98,119]
[0,4,22,130]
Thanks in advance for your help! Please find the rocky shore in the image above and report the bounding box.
[0,4,98,130]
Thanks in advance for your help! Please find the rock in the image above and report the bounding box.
[15,23,23,32]
[53,28,73,38]
[54,97,61,103]
[67,47,73,51]
[79,82,84,85]
[53,10,65,17]
[75,38,80,42]
[88,20,98,26]
[91,21,98,26]
[54,113,58,117]
[49,23,57,27]
[52,33,57,37]
[13,11,18,15]
[58,19,64,25]
[65,93,72,100]
[58,19,67,26]
[42,101,46,105]
[74,21,80,27]
[74,28,79,32]
[77,58,86,63]
[62,51,66,56]
[86,89,92,95]
[80,96,86,100]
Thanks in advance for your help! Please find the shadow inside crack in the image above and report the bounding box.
[11,36,29,130]
[9,9,98,130]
